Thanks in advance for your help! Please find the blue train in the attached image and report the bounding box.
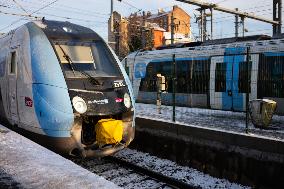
[0,20,135,157]
[123,35,284,114]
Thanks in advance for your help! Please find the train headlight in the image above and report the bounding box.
[124,93,131,109]
[72,96,87,114]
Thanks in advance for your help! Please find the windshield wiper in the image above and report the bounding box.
[57,44,101,86]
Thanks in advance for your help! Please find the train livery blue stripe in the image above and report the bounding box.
[27,23,74,137]
[264,52,284,56]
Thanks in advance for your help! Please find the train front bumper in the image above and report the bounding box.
[69,119,135,158]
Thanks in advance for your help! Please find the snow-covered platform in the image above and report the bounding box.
[0,125,120,189]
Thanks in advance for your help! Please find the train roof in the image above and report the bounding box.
[124,34,284,59]
[155,35,272,50]
[35,19,102,41]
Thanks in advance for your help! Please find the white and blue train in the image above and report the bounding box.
[0,20,135,157]
[123,35,284,114]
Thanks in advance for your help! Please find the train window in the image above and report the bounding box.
[10,51,16,74]
[192,60,210,94]
[55,45,94,63]
[258,54,284,98]
[91,41,121,77]
[176,61,190,93]
[157,61,173,93]
[269,41,277,45]
[54,42,121,78]
[238,61,252,93]
[139,61,173,93]
[215,63,226,92]
[139,59,210,94]
[139,62,157,92]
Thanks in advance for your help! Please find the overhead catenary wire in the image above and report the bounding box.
[16,0,110,17]
[11,0,29,14]
[0,1,110,20]
[0,0,59,32]
[120,0,141,11]
[0,9,38,18]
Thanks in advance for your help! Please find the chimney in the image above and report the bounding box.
[158,8,164,14]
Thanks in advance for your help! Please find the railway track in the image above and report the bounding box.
[107,156,198,189]
[72,148,247,189]
[72,156,198,189]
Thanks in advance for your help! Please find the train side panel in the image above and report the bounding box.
[26,22,74,137]
[0,34,11,124]
[12,26,39,133]
[127,38,284,114]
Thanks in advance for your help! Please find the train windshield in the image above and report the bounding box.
[54,41,121,78]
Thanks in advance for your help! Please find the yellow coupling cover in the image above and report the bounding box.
[95,119,123,146]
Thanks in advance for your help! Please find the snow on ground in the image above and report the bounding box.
[115,148,250,189]
[0,168,23,189]
[136,103,284,140]
[0,125,121,189]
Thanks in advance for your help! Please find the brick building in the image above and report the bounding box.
[148,5,191,46]
[108,5,191,59]
[108,11,129,59]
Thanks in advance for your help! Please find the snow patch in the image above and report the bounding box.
[115,148,250,189]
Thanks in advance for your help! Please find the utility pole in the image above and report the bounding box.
[110,0,114,32]
[111,0,113,14]
[196,8,208,42]
[177,0,280,38]
[241,16,245,37]
[200,9,204,41]
[210,8,213,40]
[172,54,176,122]
[171,11,175,45]
[273,0,282,35]
[199,9,205,41]
[142,11,146,48]
[245,47,250,133]
[235,8,239,38]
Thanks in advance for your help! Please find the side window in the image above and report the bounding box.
[10,51,17,74]
[258,54,284,98]
[238,61,252,93]
[192,60,210,94]
[139,62,157,92]
[176,60,190,93]
[159,61,172,93]
[139,61,173,93]
[215,63,226,92]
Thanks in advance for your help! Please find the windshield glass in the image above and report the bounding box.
[54,41,121,78]
[55,45,94,63]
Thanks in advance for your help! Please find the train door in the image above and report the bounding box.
[7,49,19,123]
[210,47,250,111]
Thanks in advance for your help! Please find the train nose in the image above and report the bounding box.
[32,84,74,136]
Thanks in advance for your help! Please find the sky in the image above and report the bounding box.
[0,0,283,41]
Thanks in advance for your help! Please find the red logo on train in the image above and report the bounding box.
[115,98,123,103]
[25,97,33,107]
